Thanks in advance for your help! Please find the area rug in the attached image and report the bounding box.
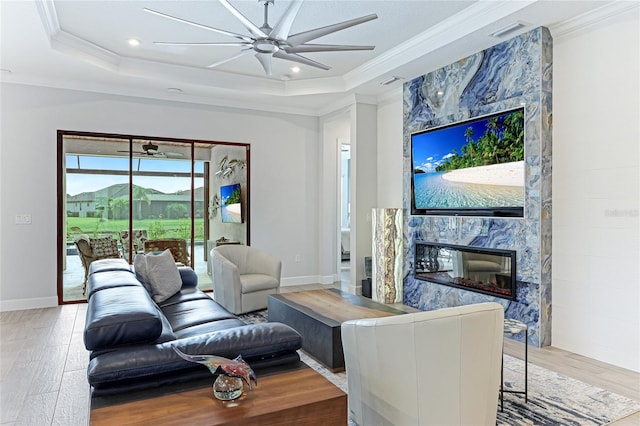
[239,310,640,425]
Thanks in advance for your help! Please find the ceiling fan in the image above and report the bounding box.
[144,0,378,76]
[118,143,184,158]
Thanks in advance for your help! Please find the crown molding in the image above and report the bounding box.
[34,0,59,37]
[317,93,378,117]
[341,0,537,90]
[550,1,639,38]
[35,0,120,71]
[0,77,321,117]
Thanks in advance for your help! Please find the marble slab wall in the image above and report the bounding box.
[402,27,553,347]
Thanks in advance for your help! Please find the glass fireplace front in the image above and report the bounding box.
[414,242,516,300]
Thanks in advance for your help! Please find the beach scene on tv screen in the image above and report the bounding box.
[412,109,525,209]
[220,183,242,223]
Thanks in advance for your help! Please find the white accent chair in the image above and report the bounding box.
[341,302,504,426]
[211,245,281,314]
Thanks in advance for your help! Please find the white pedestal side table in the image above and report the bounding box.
[501,318,528,411]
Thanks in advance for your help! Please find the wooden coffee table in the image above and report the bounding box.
[268,288,406,371]
[90,367,346,426]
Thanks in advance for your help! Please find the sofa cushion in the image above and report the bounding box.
[174,318,247,339]
[89,258,131,275]
[156,287,212,308]
[161,299,237,332]
[155,308,178,343]
[86,270,140,300]
[146,249,182,303]
[85,285,162,351]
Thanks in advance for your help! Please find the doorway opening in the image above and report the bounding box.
[339,142,351,287]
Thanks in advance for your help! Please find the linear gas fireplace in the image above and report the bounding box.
[414,242,516,300]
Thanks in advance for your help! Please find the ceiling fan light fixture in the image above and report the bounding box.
[147,0,378,76]
[254,39,279,54]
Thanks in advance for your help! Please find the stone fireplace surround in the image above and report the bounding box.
[402,27,552,347]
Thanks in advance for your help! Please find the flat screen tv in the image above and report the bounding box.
[411,108,525,217]
[220,183,242,223]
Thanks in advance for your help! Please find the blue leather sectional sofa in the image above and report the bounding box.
[83,258,302,396]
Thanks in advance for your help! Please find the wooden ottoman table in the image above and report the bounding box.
[268,288,406,371]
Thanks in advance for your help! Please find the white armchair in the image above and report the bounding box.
[341,302,504,426]
[211,245,281,314]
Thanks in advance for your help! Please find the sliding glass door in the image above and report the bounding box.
[58,132,248,304]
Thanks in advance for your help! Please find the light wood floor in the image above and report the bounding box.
[0,283,638,425]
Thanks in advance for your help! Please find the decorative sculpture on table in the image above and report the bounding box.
[172,346,257,400]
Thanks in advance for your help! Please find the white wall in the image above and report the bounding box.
[376,90,404,208]
[210,144,248,245]
[0,84,320,310]
[349,102,378,293]
[552,10,639,372]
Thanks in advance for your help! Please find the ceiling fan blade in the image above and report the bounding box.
[154,41,252,47]
[117,150,146,154]
[218,0,267,39]
[286,13,378,46]
[164,152,185,158]
[273,51,330,70]
[144,8,252,42]
[254,53,273,76]
[284,43,375,54]
[207,48,253,68]
[269,0,303,41]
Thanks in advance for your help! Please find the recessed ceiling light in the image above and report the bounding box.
[128,38,141,47]
[291,66,301,73]
[167,88,182,94]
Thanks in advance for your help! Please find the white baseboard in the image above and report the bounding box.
[0,296,59,312]
[281,274,337,287]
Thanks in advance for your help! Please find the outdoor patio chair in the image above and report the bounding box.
[74,235,121,295]
[144,238,190,266]
[119,229,148,261]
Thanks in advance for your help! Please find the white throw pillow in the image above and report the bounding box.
[145,249,182,303]
[134,253,154,295]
